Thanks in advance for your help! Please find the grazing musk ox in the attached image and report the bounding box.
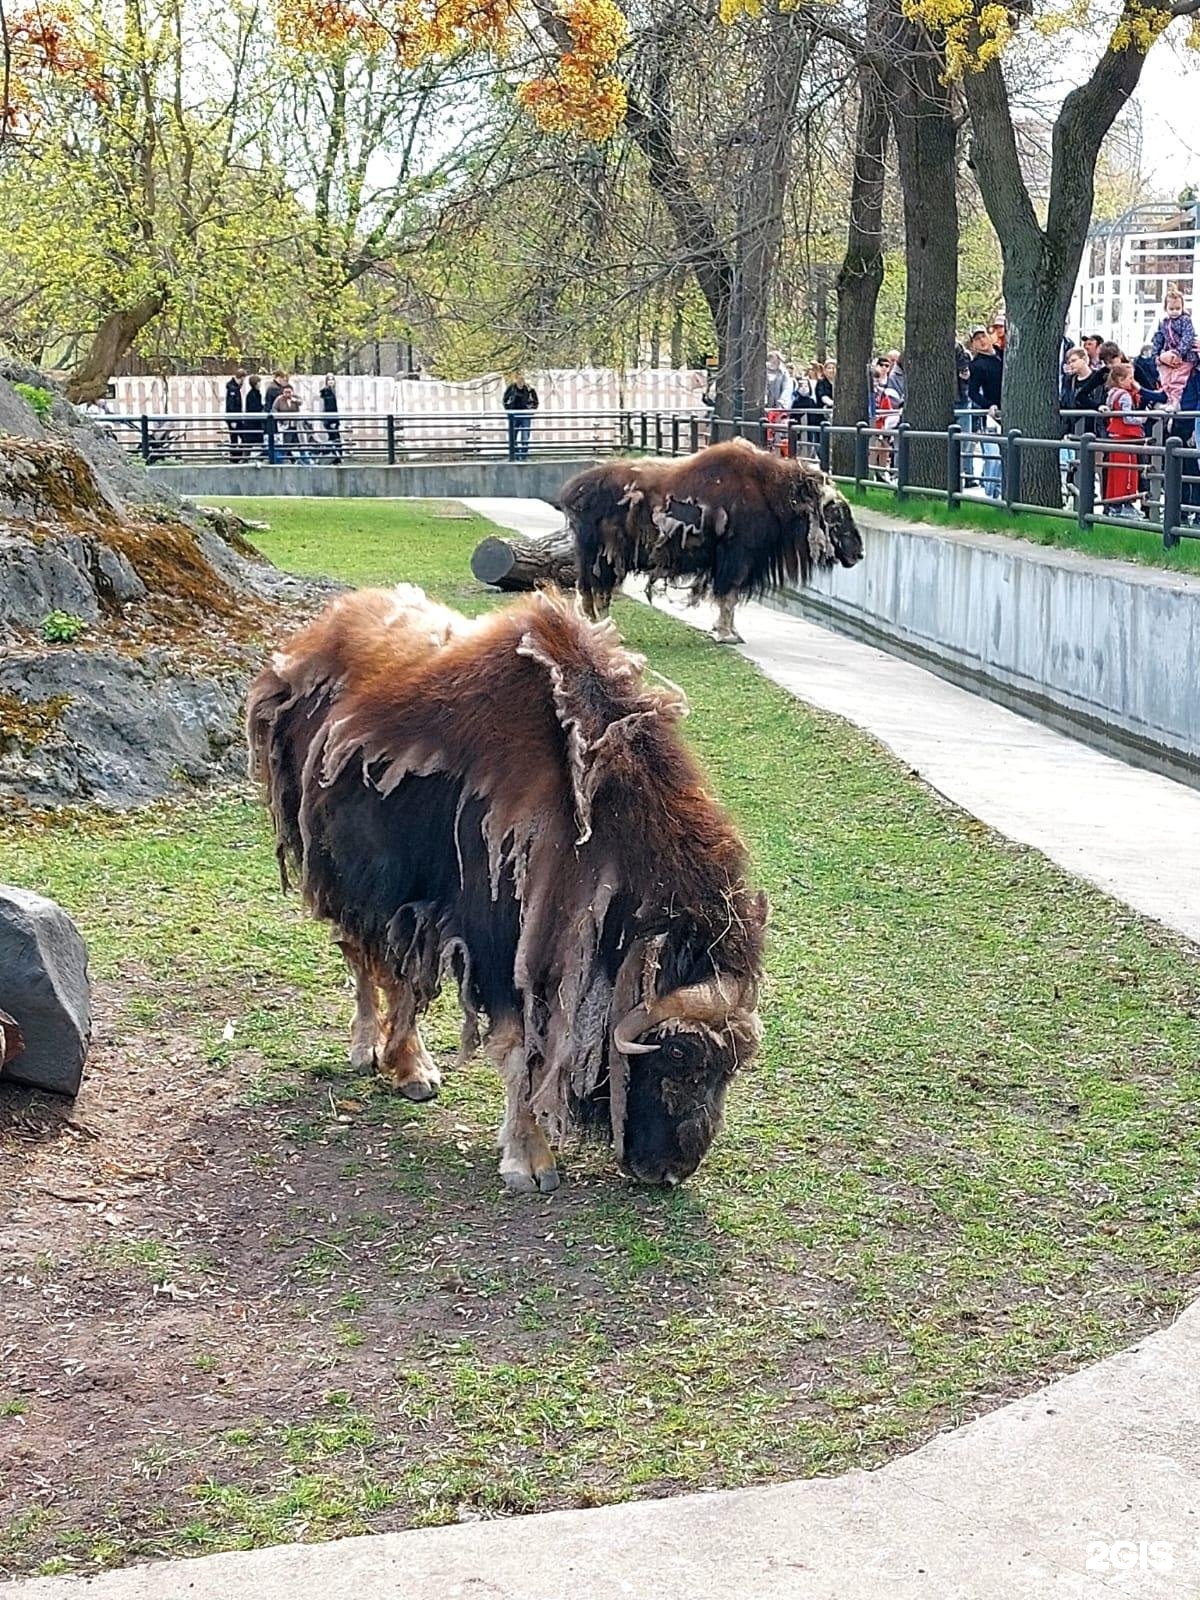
[247,584,767,1192]
[560,438,864,643]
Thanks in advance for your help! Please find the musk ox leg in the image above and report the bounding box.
[377,973,442,1103]
[340,940,383,1071]
[488,1021,559,1194]
[713,595,744,645]
[578,587,611,625]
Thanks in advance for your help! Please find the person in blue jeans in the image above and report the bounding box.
[967,327,1004,499]
[503,372,539,461]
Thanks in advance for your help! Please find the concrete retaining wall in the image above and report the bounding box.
[787,508,1200,783]
[147,459,596,503]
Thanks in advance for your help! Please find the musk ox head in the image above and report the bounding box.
[609,946,764,1186]
[817,483,864,569]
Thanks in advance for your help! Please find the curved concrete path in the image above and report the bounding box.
[6,499,1200,1600]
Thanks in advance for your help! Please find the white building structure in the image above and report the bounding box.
[1070,200,1200,355]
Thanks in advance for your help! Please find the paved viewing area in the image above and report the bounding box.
[5,498,1200,1600]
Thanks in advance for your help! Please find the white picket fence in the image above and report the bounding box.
[113,368,708,444]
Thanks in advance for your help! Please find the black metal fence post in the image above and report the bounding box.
[946,424,962,506]
[1076,433,1095,530]
[655,413,664,454]
[671,416,680,456]
[265,413,278,464]
[1163,435,1182,548]
[639,413,648,451]
[818,421,831,474]
[1004,430,1021,512]
[854,422,869,489]
[895,422,910,499]
[139,415,151,463]
[386,414,396,465]
[690,416,700,453]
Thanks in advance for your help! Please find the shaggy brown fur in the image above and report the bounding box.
[247,585,767,1190]
[559,439,863,640]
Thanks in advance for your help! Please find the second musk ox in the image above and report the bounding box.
[247,584,767,1192]
[559,438,864,643]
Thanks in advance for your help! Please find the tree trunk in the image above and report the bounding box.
[962,32,1151,503]
[66,291,166,403]
[999,243,1076,505]
[833,37,889,475]
[732,11,813,420]
[885,5,959,485]
[471,530,578,591]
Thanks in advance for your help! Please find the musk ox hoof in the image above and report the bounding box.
[396,1068,441,1103]
[348,1039,378,1071]
[712,629,744,646]
[501,1160,560,1194]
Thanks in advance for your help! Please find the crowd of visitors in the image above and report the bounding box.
[857,292,1200,518]
[223,370,342,463]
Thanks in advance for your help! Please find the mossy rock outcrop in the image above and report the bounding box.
[0,376,329,807]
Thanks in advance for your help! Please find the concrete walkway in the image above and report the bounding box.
[7,498,1200,1600]
[466,497,1200,946]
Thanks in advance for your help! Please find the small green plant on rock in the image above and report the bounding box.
[40,611,86,644]
[13,384,54,424]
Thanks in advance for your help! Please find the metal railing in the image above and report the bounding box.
[106,408,711,466]
[703,410,1200,549]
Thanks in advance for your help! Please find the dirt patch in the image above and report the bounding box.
[0,980,672,1576]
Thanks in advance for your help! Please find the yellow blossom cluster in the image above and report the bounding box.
[718,0,763,22]
[276,0,521,64]
[1109,0,1171,53]
[516,0,629,140]
[905,0,1173,73]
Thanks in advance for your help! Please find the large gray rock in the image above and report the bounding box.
[0,885,91,1095]
[0,648,249,806]
[0,380,46,440]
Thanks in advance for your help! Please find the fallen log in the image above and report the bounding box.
[470,528,578,591]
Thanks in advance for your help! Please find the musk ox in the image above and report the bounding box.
[559,438,864,643]
[247,584,767,1192]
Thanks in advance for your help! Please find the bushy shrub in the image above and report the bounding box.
[13,382,54,424]
[40,610,86,643]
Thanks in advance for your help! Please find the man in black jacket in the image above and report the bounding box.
[224,368,245,461]
[1060,347,1106,414]
[502,371,539,460]
[967,328,1003,412]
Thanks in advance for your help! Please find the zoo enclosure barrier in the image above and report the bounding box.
[109,408,712,465]
[703,410,1200,550]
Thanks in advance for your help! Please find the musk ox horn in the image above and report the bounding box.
[659,976,748,1026]
[613,1005,658,1055]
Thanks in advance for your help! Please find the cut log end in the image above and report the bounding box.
[470,528,578,591]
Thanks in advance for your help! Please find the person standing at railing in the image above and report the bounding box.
[503,371,539,461]
[967,327,1003,500]
[319,374,342,464]
[243,374,265,458]
[272,383,312,465]
[1059,347,1105,507]
[816,360,835,410]
[264,370,288,415]
[224,369,245,462]
[764,351,792,411]
[1100,361,1146,518]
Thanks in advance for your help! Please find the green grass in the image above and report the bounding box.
[3,495,1200,1575]
[844,482,1200,573]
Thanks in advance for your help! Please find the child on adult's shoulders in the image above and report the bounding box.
[1152,288,1198,407]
